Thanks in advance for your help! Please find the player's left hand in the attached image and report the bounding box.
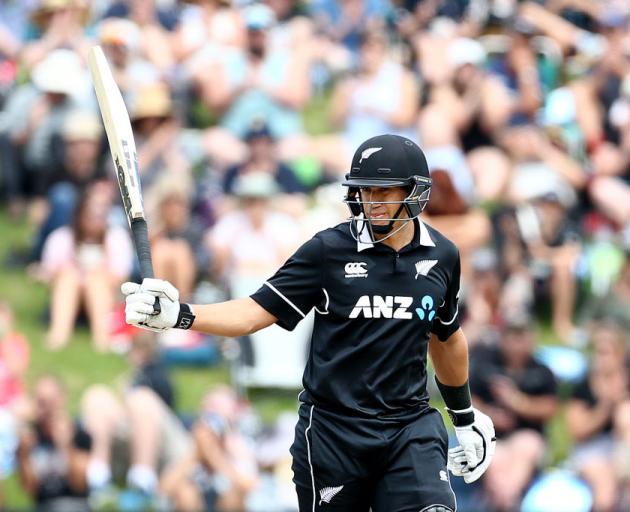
[447,408,496,483]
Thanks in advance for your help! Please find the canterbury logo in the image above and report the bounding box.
[415,259,438,279]
[359,147,382,163]
[319,485,344,505]
[345,262,368,278]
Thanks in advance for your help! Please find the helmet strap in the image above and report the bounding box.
[370,202,406,234]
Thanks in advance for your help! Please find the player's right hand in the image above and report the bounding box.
[447,408,496,483]
[122,278,180,331]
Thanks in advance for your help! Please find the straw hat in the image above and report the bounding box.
[130,83,172,121]
[31,0,89,27]
[31,49,86,95]
[62,110,102,142]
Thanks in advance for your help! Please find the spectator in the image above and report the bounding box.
[470,315,558,511]
[207,172,300,284]
[16,374,90,512]
[131,82,190,191]
[98,17,160,100]
[223,120,307,196]
[161,385,259,512]
[314,29,419,174]
[32,110,105,261]
[150,179,201,302]
[0,302,31,506]
[566,319,630,512]
[173,0,245,63]
[80,332,192,507]
[102,0,176,75]
[21,0,91,69]
[41,189,133,350]
[1,49,91,215]
[198,3,311,164]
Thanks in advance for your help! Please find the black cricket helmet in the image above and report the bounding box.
[342,134,432,240]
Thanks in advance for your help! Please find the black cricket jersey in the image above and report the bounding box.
[250,219,461,420]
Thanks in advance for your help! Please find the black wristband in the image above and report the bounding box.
[435,377,474,427]
[175,303,195,330]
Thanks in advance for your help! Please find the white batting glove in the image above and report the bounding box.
[447,408,496,483]
[121,278,180,331]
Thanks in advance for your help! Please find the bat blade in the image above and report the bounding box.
[87,45,144,222]
[88,46,158,295]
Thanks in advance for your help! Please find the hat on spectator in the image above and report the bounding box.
[131,83,172,120]
[62,110,102,142]
[244,118,273,141]
[232,171,280,198]
[32,49,86,96]
[99,18,141,50]
[448,38,486,69]
[243,3,276,30]
[32,0,88,27]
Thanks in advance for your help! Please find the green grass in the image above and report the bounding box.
[0,208,298,508]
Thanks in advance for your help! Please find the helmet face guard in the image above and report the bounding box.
[343,175,432,244]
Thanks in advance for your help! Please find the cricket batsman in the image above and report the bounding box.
[122,134,496,511]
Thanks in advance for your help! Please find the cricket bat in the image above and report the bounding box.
[88,45,160,312]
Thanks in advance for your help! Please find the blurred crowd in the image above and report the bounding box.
[1,0,630,510]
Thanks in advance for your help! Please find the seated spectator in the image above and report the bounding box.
[495,188,582,342]
[80,332,192,507]
[566,319,630,512]
[198,3,311,164]
[470,315,558,511]
[98,17,160,100]
[1,49,91,215]
[160,385,258,512]
[312,29,418,174]
[16,374,90,512]
[173,0,245,63]
[32,110,105,261]
[207,172,300,283]
[0,302,31,505]
[131,82,190,192]
[101,0,175,75]
[223,120,307,196]
[150,180,202,302]
[21,0,91,69]
[41,189,133,351]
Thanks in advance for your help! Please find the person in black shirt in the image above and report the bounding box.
[469,315,557,512]
[16,374,91,512]
[566,319,630,512]
[122,134,496,511]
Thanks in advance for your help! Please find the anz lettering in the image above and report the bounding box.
[349,295,413,319]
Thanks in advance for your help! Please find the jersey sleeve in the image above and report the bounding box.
[432,250,461,341]
[250,236,323,331]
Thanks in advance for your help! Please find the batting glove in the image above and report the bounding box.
[447,408,496,483]
[122,278,194,331]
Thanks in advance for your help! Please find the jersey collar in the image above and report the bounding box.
[356,218,435,252]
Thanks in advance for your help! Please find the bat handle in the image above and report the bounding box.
[130,218,161,314]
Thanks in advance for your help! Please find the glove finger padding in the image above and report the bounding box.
[126,292,160,307]
[141,278,179,302]
[121,282,141,296]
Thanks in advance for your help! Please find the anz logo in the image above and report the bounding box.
[349,295,436,321]
[349,295,413,319]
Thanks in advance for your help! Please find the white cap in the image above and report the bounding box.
[32,49,86,95]
[448,37,486,68]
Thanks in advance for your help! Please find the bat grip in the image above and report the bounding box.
[130,218,161,314]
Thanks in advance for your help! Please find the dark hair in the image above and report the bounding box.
[72,193,106,246]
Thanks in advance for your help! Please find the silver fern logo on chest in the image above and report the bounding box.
[319,485,344,505]
[414,259,438,279]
